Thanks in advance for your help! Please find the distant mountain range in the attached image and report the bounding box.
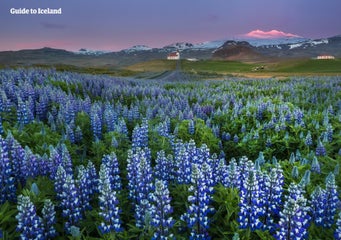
[0,35,340,68]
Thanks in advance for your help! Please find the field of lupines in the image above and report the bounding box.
[0,68,340,239]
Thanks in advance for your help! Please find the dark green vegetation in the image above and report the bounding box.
[181,60,257,73]
[270,59,341,73]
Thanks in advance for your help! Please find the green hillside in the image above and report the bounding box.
[271,59,341,73]
[181,60,257,73]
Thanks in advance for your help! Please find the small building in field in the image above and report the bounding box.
[316,55,335,60]
[186,58,199,62]
[167,51,180,60]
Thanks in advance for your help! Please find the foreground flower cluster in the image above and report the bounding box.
[0,69,340,239]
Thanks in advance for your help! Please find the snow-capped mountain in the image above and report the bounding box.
[122,45,153,53]
[287,39,328,49]
[192,40,226,50]
[75,48,109,56]
[243,37,308,47]
[163,42,194,50]
[212,35,341,60]
[145,37,310,52]
[1,35,339,68]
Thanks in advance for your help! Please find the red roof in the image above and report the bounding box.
[168,52,179,57]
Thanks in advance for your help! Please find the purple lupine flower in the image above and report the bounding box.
[222,132,231,141]
[233,134,239,143]
[0,116,3,135]
[310,186,326,226]
[265,137,272,148]
[188,119,195,135]
[66,124,75,143]
[154,150,175,183]
[132,119,149,149]
[156,120,171,137]
[256,103,265,120]
[299,170,311,188]
[335,212,341,240]
[323,173,339,228]
[132,124,142,149]
[0,136,16,203]
[237,156,249,189]
[60,174,82,232]
[86,161,98,194]
[275,183,310,240]
[201,162,215,192]
[151,179,174,240]
[311,156,321,174]
[289,152,296,164]
[35,94,48,121]
[135,154,154,229]
[315,138,326,157]
[74,126,83,143]
[16,195,45,240]
[54,165,67,200]
[48,146,63,180]
[212,156,227,185]
[175,144,192,184]
[181,164,214,239]
[296,149,302,162]
[37,153,50,177]
[262,164,284,233]
[24,147,40,179]
[17,97,29,127]
[111,135,118,148]
[293,108,304,125]
[98,164,122,235]
[42,199,57,239]
[256,152,265,166]
[76,165,92,212]
[305,131,313,146]
[325,124,333,142]
[91,112,102,141]
[117,117,128,136]
[64,101,75,124]
[127,149,140,203]
[59,144,73,175]
[225,158,240,188]
[238,161,264,231]
[103,106,117,132]
[187,140,199,165]
[101,152,121,191]
[291,166,299,179]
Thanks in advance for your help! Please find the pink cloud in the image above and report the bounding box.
[244,29,301,39]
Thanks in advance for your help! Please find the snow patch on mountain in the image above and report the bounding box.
[310,39,329,46]
[75,48,109,55]
[289,39,328,49]
[122,45,152,53]
[245,37,308,47]
[163,42,194,50]
[192,40,226,50]
[289,43,304,49]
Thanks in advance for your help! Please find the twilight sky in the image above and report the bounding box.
[1,0,340,51]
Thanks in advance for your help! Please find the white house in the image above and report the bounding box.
[317,55,335,60]
[167,51,180,60]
